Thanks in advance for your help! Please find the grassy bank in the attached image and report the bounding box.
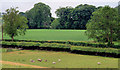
[1,48,118,68]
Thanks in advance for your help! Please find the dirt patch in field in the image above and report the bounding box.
[0,60,47,68]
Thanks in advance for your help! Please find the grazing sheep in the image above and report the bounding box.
[97,62,101,65]
[31,60,35,62]
[58,59,61,62]
[52,62,56,64]
[38,59,42,62]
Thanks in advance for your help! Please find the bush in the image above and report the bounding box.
[71,46,119,55]
[39,43,71,49]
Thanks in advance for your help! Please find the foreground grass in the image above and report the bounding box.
[3,29,91,41]
[2,48,118,68]
[1,64,30,68]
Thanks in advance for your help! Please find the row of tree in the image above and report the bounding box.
[53,5,97,29]
[20,2,103,29]
[17,2,119,30]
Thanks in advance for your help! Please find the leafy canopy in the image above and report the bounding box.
[86,6,120,45]
[3,7,28,40]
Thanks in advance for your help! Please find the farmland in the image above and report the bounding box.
[3,29,91,41]
[1,48,118,68]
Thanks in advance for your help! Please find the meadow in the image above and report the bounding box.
[1,29,119,68]
[1,48,118,68]
[3,29,91,41]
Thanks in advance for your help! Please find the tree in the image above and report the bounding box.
[25,2,51,29]
[71,4,96,29]
[51,18,60,29]
[55,4,96,29]
[3,7,28,41]
[85,6,120,46]
[55,6,74,29]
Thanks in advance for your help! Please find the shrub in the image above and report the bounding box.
[71,46,119,55]
[39,43,71,49]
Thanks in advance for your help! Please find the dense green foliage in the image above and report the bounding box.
[19,3,97,29]
[55,4,96,29]
[51,18,60,29]
[71,46,119,54]
[86,6,120,45]
[2,7,28,40]
[25,2,52,29]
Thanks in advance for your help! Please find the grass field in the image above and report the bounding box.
[1,64,30,68]
[1,48,118,68]
[3,29,92,41]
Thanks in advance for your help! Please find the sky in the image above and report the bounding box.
[0,0,120,18]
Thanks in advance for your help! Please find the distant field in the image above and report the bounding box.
[3,29,91,41]
[1,48,118,68]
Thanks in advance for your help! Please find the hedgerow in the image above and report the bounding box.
[3,39,120,49]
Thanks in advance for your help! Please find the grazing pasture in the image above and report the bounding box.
[3,29,91,41]
[1,48,118,68]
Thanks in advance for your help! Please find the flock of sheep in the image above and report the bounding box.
[30,58,101,65]
[30,58,61,64]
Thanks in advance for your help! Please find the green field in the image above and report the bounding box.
[1,48,118,68]
[3,29,91,41]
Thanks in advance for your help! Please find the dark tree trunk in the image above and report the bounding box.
[107,33,109,42]
[12,36,14,41]
[2,26,3,41]
[110,28,113,45]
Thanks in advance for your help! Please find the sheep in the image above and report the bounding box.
[30,59,35,62]
[38,59,42,61]
[52,62,56,64]
[58,59,61,62]
[97,62,101,65]
[31,60,35,62]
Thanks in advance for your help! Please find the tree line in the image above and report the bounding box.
[19,2,102,29]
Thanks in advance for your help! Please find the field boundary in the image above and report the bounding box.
[2,39,120,49]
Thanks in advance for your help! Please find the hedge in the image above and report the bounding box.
[2,39,120,49]
[71,46,119,55]
[2,41,71,50]
[2,41,120,56]
[39,43,71,49]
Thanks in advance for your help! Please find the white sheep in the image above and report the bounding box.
[38,59,42,62]
[97,62,101,65]
[58,59,61,62]
[52,62,56,64]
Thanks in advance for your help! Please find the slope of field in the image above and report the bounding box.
[2,48,118,68]
[3,29,91,41]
